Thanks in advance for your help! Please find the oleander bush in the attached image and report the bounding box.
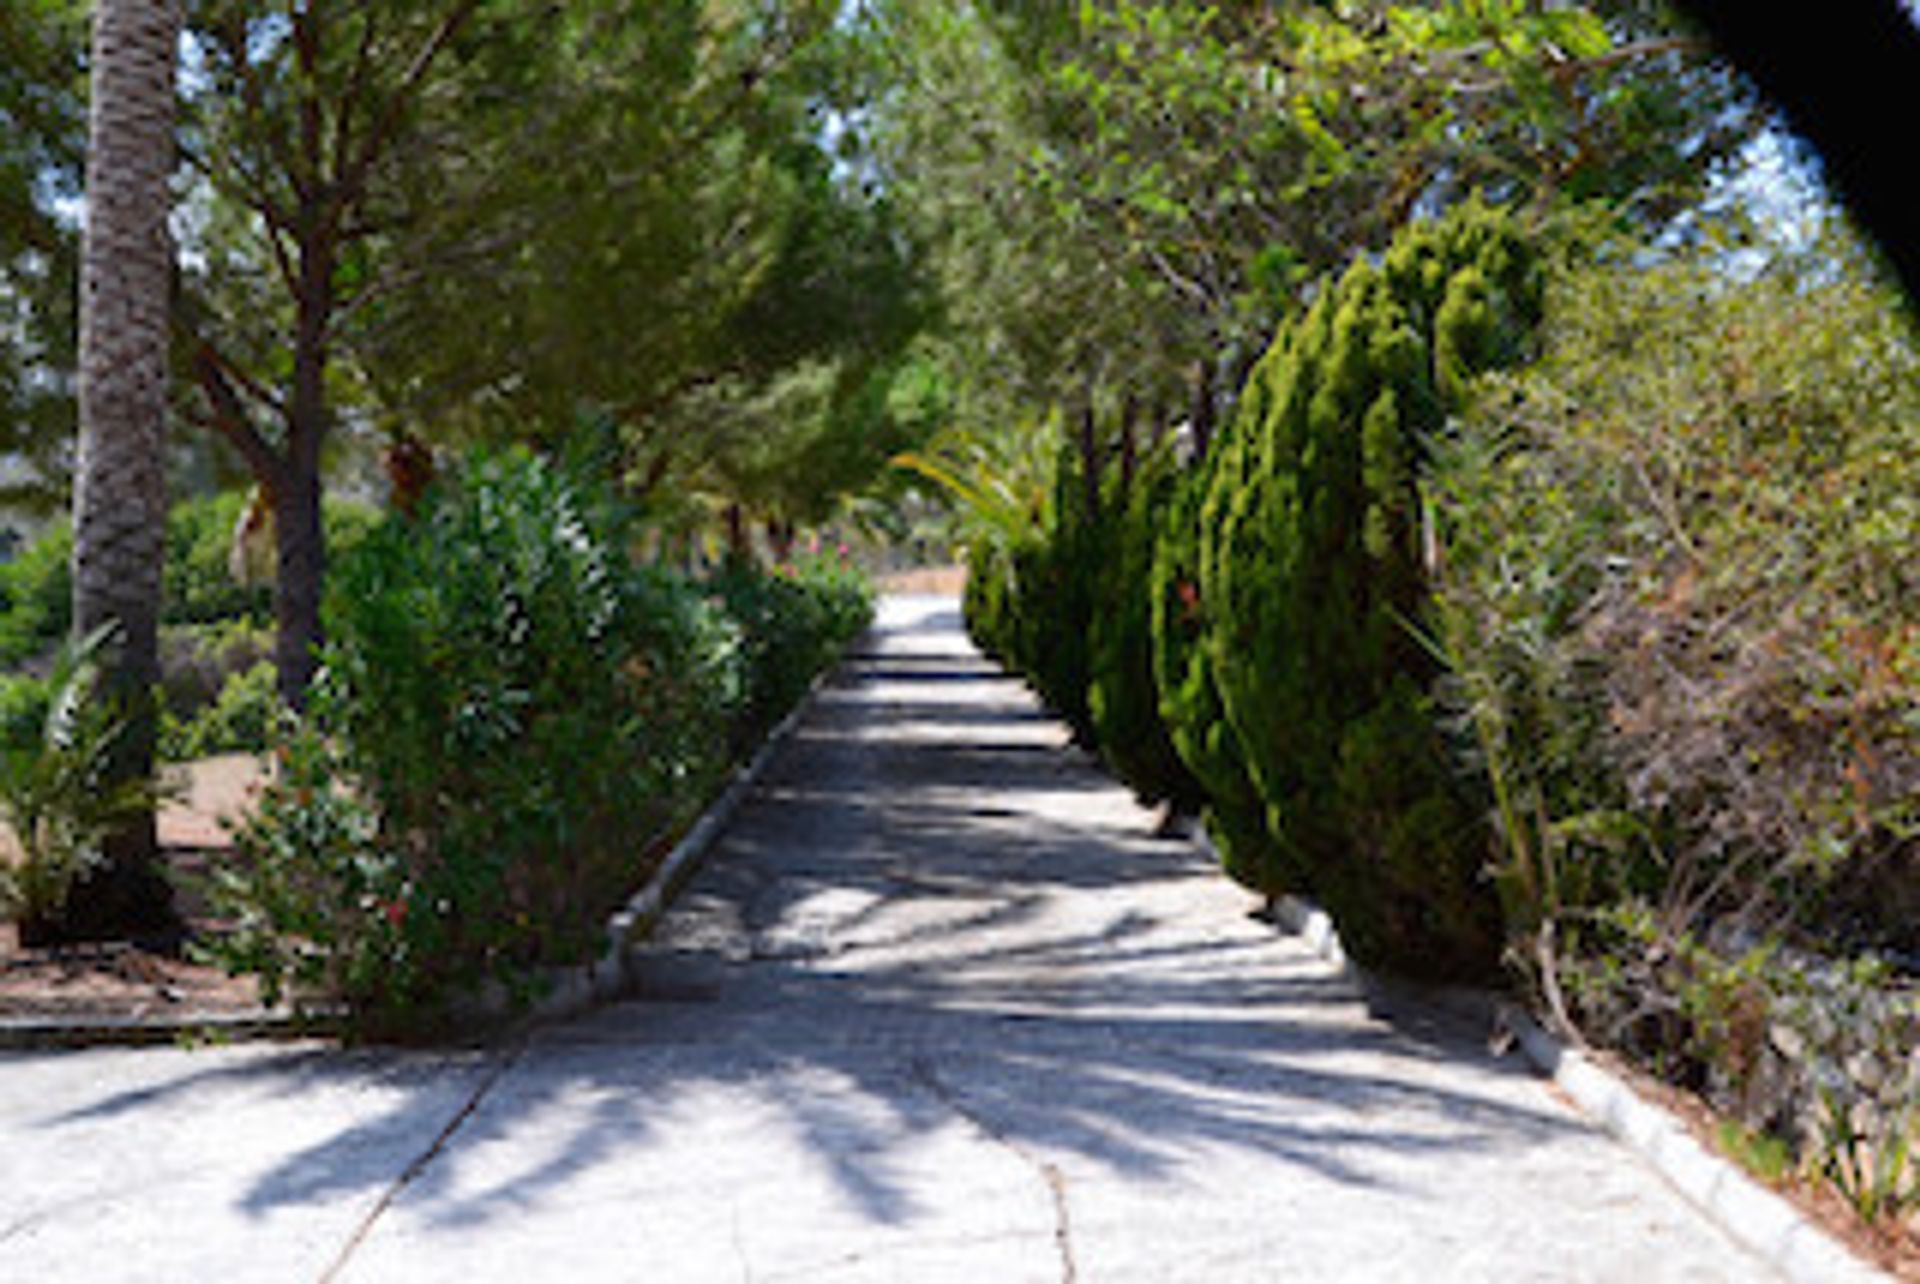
[202,447,868,1032]
[712,546,873,750]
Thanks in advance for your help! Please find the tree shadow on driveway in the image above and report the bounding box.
[19,596,1592,1256]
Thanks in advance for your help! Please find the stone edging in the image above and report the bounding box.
[0,1006,342,1051]
[1261,888,1888,1284]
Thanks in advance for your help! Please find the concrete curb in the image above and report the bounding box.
[0,1006,343,1051]
[1251,876,1888,1282]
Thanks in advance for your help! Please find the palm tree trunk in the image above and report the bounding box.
[63,0,182,943]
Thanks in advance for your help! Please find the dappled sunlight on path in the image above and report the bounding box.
[0,595,1778,1282]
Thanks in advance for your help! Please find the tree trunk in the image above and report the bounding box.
[63,0,182,944]
[274,231,335,708]
[273,466,326,709]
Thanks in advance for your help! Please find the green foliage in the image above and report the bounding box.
[1200,201,1542,978]
[0,627,162,940]
[1435,225,1920,967]
[711,548,873,748]
[201,448,866,1032]
[209,449,734,1027]
[1149,458,1285,891]
[0,518,69,666]
[1087,447,1203,813]
[0,495,379,678]
[163,490,380,628]
[321,450,725,1007]
[160,659,277,761]
[161,491,269,626]
[195,715,402,1019]
[156,618,272,728]
[1433,222,1920,1225]
[979,437,1101,744]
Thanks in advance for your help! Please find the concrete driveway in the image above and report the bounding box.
[0,596,1780,1282]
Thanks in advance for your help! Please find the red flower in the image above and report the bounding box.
[1175,579,1200,621]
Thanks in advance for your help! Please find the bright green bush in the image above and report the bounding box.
[1199,200,1541,978]
[163,490,381,626]
[0,494,382,674]
[162,491,271,626]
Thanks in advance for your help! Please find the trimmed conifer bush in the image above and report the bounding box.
[1149,456,1292,893]
[1088,446,1205,814]
[1200,200,1542,977]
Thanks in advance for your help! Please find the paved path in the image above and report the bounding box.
[0,597,1780,1281]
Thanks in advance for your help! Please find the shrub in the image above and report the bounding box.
[163,491,272,626]
[962,536,1015,662]
[0,520,72,668]
[1088,446,1204,813]
[1433,224,1920,1221]
[208,449,742,1030]
[710,548,872,748]
[1149,459,1287,891]
[0,629,161,942]
[160,659,278,761]
[1199,200,1541,978]
[1435,229,1920,971]
[974,438,1100,745]
[158,619,273,720]
[164,490,381,627]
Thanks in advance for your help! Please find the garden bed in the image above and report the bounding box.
[0,756,270,1025]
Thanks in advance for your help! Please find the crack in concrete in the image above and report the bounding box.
[315,1044,524,1283]
[908,1056,1076,1284]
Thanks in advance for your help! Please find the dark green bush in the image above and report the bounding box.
[160,659,278,761]
[1088,447,1204,814]
[0,520,71,668]
[209,449,744,1030]
[961,536,1014,663]
[711,549,872,748]
[1199,201,1541,978]
[982,440,1099,745]
[1149,455,1289,892]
